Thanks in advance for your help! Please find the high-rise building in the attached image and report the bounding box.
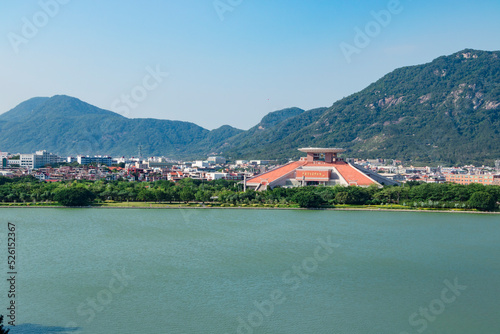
[20,150,60,169]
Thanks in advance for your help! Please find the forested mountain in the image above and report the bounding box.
[221,107,328,159]
[0,49,498,164]
[0,95,243,158]
[222,49,500,165]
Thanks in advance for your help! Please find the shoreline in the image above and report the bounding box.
[0,204,498,214]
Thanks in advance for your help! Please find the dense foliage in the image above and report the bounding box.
[0,315,9,334]
[468,191,496,211]
[1,176,498,211]
[222,49,500,165]
[53,186,96,207]
[0,95,242,158]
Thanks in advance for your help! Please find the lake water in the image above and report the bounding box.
[1,208,499,334]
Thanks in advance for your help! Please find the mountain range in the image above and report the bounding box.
[0,95,243,159]
[0,49,499,165]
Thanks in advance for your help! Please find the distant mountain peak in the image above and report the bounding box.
[258,107,305,129]
[0,95,124,122]
[224,49,500,165]
[39,95,125,118]
[453,48,497,57]
[0,97,49,122]
[0,95,239,157]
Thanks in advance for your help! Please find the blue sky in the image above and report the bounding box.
[1,0,499,130]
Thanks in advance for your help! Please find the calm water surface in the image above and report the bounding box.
[1,208,499,334]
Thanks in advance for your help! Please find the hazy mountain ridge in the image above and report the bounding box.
[0,95,242,157]
[1,49,499,164]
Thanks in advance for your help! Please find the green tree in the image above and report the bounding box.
[195,190,211,203]
[180,187,195,203]
[137,189,155,202]
[293,191,324,208]
[153,189,166,203]
[54,187,96,206]
[335,191,349,205]
[468,191,496,211]
[0,315,10,334]
[54,186,96,206]
[334,186,370,205]
[166,187,180,203]
[485,186,500,204]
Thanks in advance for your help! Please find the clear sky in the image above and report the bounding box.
[1,0,499,130]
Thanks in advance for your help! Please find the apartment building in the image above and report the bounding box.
[20,150,60,169]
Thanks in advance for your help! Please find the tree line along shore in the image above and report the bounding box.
[1,176,499,212]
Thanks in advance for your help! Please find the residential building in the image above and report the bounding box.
[20,150,60,169]
[8,159,20,167]
[250,160,270,165]
[445,173,496,185]
[208,156,226,164]
[134,161,149,169]
[206,172,228,181]
[77,155,113,166]
[193,161,209,168]
[0,170,14,177]
[147,161,175,169]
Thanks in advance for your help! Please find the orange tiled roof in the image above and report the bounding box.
[333,162,376,186]
[246,161,307,185]
[247,160,376,187]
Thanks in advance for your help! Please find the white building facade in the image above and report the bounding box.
[20,150,60,169]
[208,156,226,164]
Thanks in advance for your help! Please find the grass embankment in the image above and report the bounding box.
[95,201,301,209]
[1,201,496,213]
[97,202,498,213]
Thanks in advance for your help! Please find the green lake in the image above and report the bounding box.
[1,208,499,333]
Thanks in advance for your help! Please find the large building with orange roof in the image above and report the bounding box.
[245,148,398,191]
